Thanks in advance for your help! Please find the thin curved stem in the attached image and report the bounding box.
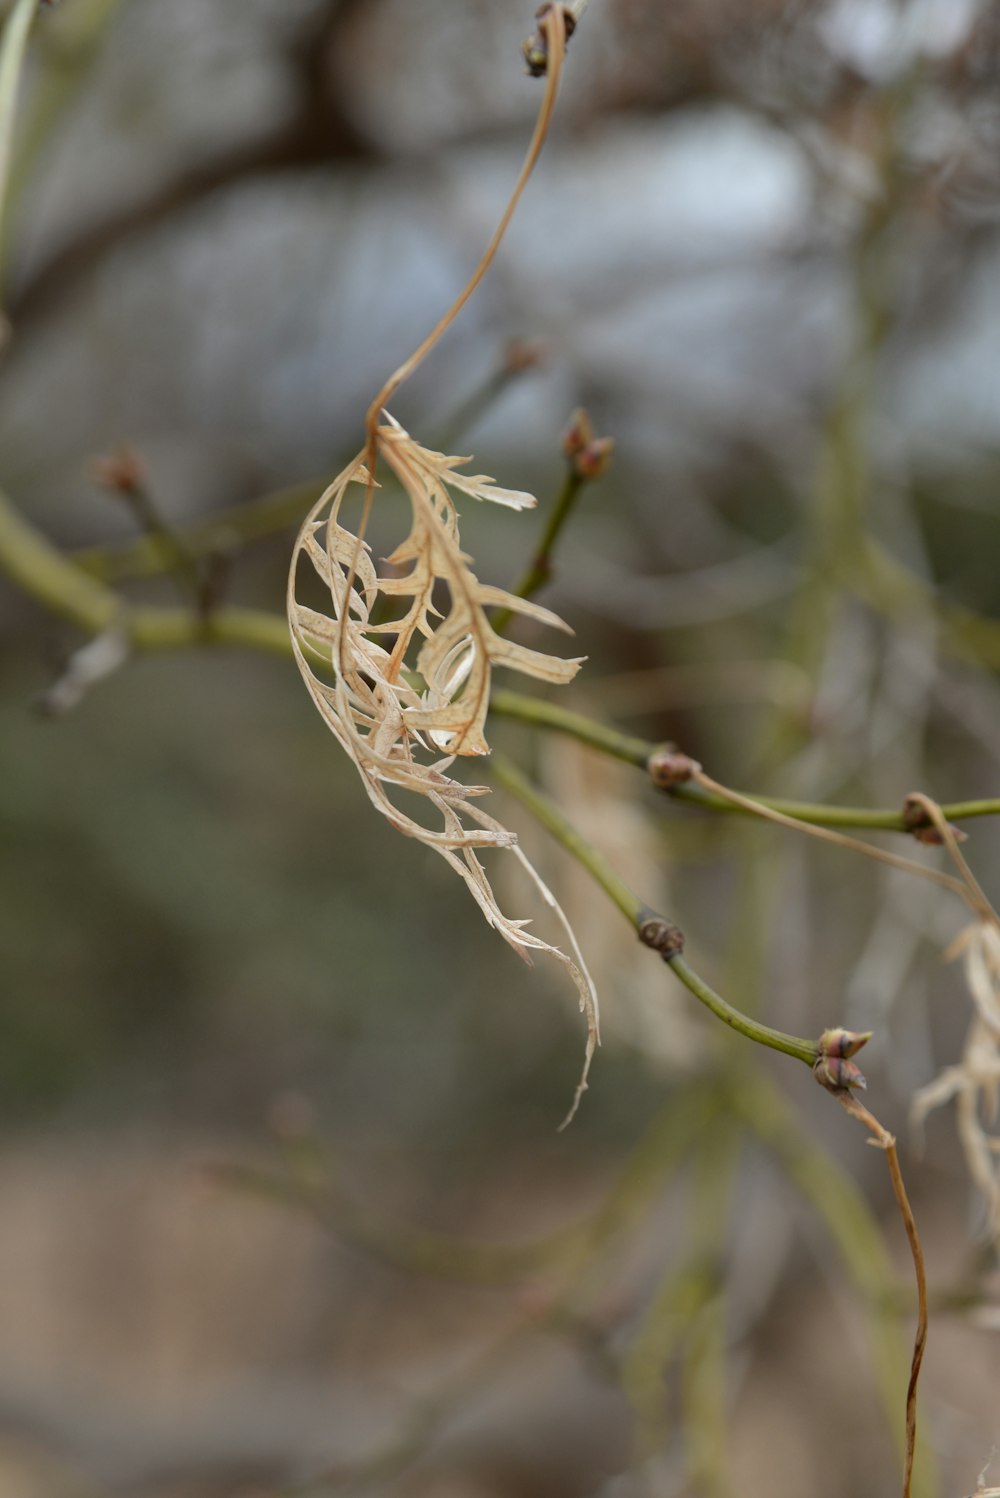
[905,791,998,924]
[733,1076,938,1498]
[666,778,1000,833]
[489,687,1000,832]
[490,688,653,768]
[492,752,819,1068]
[491,467,585,636]
[5,478,1000,872]
[692,769,968,900]
[363,7,567,435]
[76,474,328,583]
[340,4,570,680]
[492,750,643,925]
[668,953,816,1066]
[0,0,37,294]
[836,1091,928,1498]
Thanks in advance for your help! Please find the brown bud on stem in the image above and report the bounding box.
[562,407,593,459]
[561,409,615,480]
[901,794,968,845]
[813,1027,871,1093]
[637,910,685,960]
[93,445,146,496]
[503,338,546,375]
[573,436,615,480]
[522,4,577,77]
[817,1028,872,1060]
[646,748,701,788]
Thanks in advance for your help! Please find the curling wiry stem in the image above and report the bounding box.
[338,1,571,688]
[364,5,569,437]
[836,1092,928,1498]
[691,768,968,899]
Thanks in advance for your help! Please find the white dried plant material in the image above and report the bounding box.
[913,919,1000,1240]
[287,416,598,1116]
[966,1452,1000,1497]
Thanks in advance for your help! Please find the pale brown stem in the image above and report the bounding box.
[363,6,568,436]
[904,791,998,925]
[692,769,968,900]
[836,1092,927,1498]
[336,4,570,680]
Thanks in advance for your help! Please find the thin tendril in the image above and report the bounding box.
[692,770,968,900]
[905,791,999,924]
[335,6,570,681]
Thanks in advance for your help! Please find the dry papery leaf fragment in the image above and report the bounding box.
[287,417,600,1122]
[286,4,597,1120]
[901,793,1000,1242]
[913,917,1000,1241]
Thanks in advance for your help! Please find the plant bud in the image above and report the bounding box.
[817,1028,872,1060]
[574,437,615,480]
[813,1053,867,1093]
[637,911,685,959]
[562,407,594,460]
[647,747,701,788]
[901,794,968,844]
[94,445,145,495]
[522,37,549,76]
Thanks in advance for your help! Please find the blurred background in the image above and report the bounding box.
[1,0,1000,1494]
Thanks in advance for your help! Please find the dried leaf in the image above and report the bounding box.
[287,417,598,1109]
[913,920,1000,1240]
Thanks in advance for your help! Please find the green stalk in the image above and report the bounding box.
[0,0,37,292]
[489,687,1000,831]
[492,752,819,1068]
[490,687,652,768]
[492,749,642,924]
[5,481,1000,840]
[492,467,585,636]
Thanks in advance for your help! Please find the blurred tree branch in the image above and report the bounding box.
[4,480,1000,832]
[6,0,378,327]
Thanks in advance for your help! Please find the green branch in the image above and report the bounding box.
[491,752,819,1068]
[4,482,1000,840]
[861,535,1000,671]
[490,688,651,768]
[73,358,552,586]
[74,474,327,584]
[214,1085,712,1289]
[0,0,37,294]
[0,484,120,632]
[492,408,612,638]
[491,466,585,636]
[0,485,298,660]
[489,687,1000,832]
